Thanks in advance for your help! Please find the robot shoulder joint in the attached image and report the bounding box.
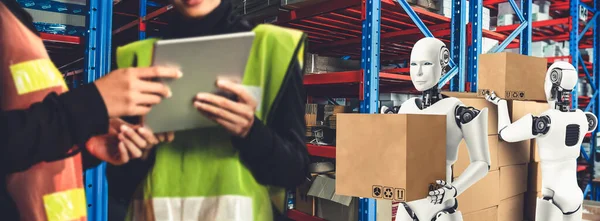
[455,105,481,125]
[585,112,598,132]
[532,115,551,135]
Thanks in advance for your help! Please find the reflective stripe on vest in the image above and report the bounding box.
[116,24,305,221]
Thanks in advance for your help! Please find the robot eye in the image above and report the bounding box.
[424,62,433,65]
[410,62,417,66]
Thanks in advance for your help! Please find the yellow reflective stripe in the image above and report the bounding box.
[9,59,68,95]
[43,188,87,221]
[297,38,305,69]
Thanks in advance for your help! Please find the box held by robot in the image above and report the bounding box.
[477,52,548,101]
[335,114,446,202]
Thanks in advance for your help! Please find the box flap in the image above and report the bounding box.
[307,175,353,206]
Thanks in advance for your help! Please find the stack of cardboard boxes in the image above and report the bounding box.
[446,52,549,221]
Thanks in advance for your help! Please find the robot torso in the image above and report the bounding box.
[536,109,588,162]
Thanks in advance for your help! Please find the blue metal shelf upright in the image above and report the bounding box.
[84,0,112,220]
[569,0,600,200]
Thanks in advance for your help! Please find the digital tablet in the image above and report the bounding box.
[144,31,256,133]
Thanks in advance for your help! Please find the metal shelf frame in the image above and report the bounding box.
[572,0,600,201]
[83,0,113,220]
[66,0,600,219]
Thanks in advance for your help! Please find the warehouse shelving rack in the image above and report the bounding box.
[28,0,598,220]
[277,0,533,220]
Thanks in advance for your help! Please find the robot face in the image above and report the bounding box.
[544,61,578,102]
[409,38,448,91]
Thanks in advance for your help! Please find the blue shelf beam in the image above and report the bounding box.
[84,0,112,220]
[439,0,465,91]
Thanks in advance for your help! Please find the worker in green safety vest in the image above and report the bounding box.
[103,0,311,220]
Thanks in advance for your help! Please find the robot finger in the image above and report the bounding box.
[436,180,447,185]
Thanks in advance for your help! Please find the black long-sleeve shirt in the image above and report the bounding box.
[0,1,110,219]
[105,0,310,220]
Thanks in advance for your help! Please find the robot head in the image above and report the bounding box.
[409,37,450,91]
[543,61,578,110]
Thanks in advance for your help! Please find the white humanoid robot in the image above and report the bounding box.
[394,37,491,221]
[486,61,598,221]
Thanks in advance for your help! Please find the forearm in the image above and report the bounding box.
[497,99,511,132]
[0,83,109,173]
[453,161,489,195]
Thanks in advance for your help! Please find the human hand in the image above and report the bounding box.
[117,124,174,160]
[428,180,457,205]
[194,79,257,138]
[94,66,182,118]
[86,119,174,165]
[484,91,502,105]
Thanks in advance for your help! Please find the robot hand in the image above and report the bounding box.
[428,180,458,205]
[485,91,502,105]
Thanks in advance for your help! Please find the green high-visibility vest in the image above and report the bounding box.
[115,24,305,221]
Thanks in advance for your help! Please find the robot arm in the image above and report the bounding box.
[452,106,491,195]
[429,106,491,204]
[499,114,549,142]
[485,92,511,132]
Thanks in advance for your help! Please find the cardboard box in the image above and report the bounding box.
[525,192,542,221]
[500,164,528,200]
[457,170,500,214]
[497,14,514,26]
[510,100,548,162]
[477,53,548,102]
[454,136,499,177]
[296,177,316,215]
[498,194,525,221]
[528,162,542,193]
[440,92,498,135]
[306,175,359,221]
[498,138,530,167]
[316,198,359,221]
[463,206,498,221]
[336,114,447,202]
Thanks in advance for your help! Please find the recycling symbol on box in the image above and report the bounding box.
[383,187,393,200]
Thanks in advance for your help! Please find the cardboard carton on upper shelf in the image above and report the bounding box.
[457,170,500,214]
[498,194,525,221]
[440,92,498,135]
[454,135,499,178]
[477,52,548,102]
[336,114,446,202]
[500,164,528,200]
[463,206,498,221]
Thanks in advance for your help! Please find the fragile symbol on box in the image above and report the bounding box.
[394,188,406,201]
[383,187,394,200]
[372,185,383,198]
